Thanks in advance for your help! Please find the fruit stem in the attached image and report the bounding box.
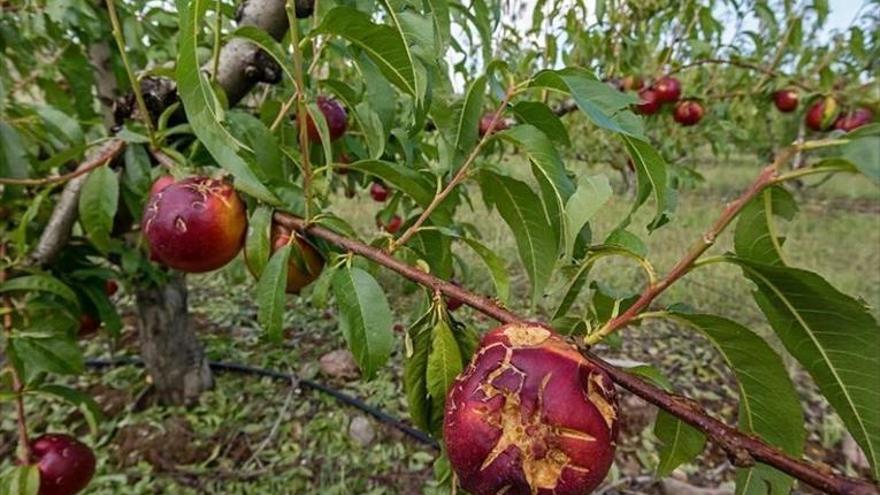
[105,0,156,146]
[390,85,517,251]
[286,0,313,221]
[0,244,31,464]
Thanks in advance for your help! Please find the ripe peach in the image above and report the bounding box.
[378,214,402,234]
[246,224,325,293]
[78,314,100,338]
[805,96,839,131]
[673,100,704,126]
[444,323,619,495]
[621,75,644,91]
[834,107,874,132]
[148,175,175,197]
[30,434,96,495]
[635,88,661,115]
[370,182,389,202]
[772,89,799,113]
[306,96,347,142]
[652,76,681,103]
[104,280,119,296]
[142,177,247,273]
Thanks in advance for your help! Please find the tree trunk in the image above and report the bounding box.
[135,275,213,406]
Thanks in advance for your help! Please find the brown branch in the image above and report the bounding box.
[392,86,515,250]
[0,139,125,186]
[272,211,879,495]
[586,148,795,344]
[668,58,815,92]
[28,139,128,266]
[1,244,31,464]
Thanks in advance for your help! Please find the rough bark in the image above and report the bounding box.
[135,274,213,406]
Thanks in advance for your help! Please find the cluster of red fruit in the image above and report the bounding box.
[776,90,875,132]
[619,75,704,126]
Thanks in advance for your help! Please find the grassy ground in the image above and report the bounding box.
[2,153,878,494]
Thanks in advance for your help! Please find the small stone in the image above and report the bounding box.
[349,416,375,446]
[319,349,360,380]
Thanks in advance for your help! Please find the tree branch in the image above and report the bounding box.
[272,211,879,495]
[1,244,31,464]
[0,139,124,186]
[29,139,127,266]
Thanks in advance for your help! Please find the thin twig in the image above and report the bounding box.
[105,0,155,144]
[286,0,313,220]
[1,244,31,464]
[242,376,297,468]
[668,58,815,92]
[392,86,516,250]
[0,139,125,186]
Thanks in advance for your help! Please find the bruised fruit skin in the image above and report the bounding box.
[673,100,704,126]
[444,323,619,495]
[306,96,347,142]
[30,434,96,495]
[652,76,681,103]
[635,88,661,115]
[834,107,874,132]
[142,177,247,273]
[805,96,839,131]
[772,89,799,113]
[478,113,509,137]
[370,182,389,202]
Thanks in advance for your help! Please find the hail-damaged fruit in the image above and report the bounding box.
[306,96,347,142]
[142,177,247,273]
[652,76,681,103]
[834,107,874,132]
[444,323,619,495]
[30,434,96,495]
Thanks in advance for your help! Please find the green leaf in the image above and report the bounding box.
[460,237,510,304]
[11,334,83,375]
[426,319,463,402]
[530,68,641,138]
[404,311,434,432]
[0,465,40,495]
[0,122,29,199]
[0,275,79,306]
[655,410,707,477]
[734,187,797,265]
[622,135,670,230]
[452,75,486,156]
[332,266,394,379]
[257,243,291,342]
[78,166,118,252]
[227,111,286,183]
[80,283,122,339]
[479,171,557,305]
[245,206,273,279]
[315,7,418,98]
[511,101,570,146]
[839,126,880,182]
[36,384,103,436]
[177,0,278,204]
[564,175,612,259]
[727,257,880,478]
[667,313,805,493]
[353,102,387,160]
[347,160,434,204]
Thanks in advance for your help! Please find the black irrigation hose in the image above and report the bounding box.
[85,357,440,450]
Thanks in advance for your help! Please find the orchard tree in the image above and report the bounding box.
[1,0,879,494]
